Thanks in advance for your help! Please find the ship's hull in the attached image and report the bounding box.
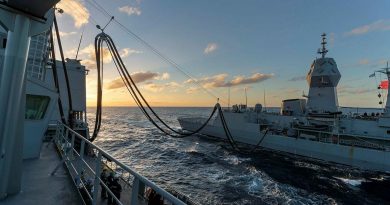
[178,117,390,173]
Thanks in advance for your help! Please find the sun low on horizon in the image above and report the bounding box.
[55,0,390,108]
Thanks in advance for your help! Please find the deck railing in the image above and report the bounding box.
[54,122,186,205]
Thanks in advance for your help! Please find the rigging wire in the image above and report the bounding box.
[75,25,86,60]
[83,0,225,103]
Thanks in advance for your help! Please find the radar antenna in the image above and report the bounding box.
[317,33,328,58]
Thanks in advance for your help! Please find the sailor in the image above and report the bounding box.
[100,169,108,199]
[79,178,92,205]
[85,178,94,197]
[146,188,163,205]
[110,174,122,205]
[107,171,115,205]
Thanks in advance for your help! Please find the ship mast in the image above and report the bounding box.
[317,33,328,58]
[372,66,390,116]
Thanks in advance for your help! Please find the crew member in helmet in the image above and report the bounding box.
[110,174,122,205]
[100,169,108,199]
[107,171,115,204]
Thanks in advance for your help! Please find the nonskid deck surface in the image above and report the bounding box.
[2,143,80,205]
[1,141,148,205]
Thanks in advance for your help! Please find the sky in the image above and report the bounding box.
[55,0,390,107]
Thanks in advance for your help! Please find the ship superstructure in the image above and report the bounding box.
[306,33,341,114]
[179,33,390,172]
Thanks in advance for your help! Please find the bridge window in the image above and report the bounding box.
[25,94,50,120]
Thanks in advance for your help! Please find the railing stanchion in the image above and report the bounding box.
[92,151,102,205]
[131,178,140,205]
[78,139,86,175]
[65,128,69,143]
[138,181,145,200]
[80,140,85,159]
[55,122,59,142]
[70,133,75,159]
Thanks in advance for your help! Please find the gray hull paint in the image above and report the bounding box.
[179,119,390,173]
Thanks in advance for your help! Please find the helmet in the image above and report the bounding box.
[114,173,120,179]
[86,178,93,185]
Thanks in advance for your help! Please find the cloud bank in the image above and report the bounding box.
[185,72,273,88]
[106,71,169,89]
[58,0,89,28]
[75,44,141,69]
[119,6,141,16]
[345,19,390,36]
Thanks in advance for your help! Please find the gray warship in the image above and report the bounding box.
[179,33,390,172]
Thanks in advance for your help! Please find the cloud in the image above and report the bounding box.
[343,58,387,69]
[106,71,170,89]
[185,72,273,88]
[120,48,143,57]
[118,6,141,16]
[59,31,77,37]
[358,59,370,65]
[186,87,199,94]
[106,78,126,90]
[345,19,390,36]
[76,44,141,69]
[143,82,180,92]
[204,43,218,54]
[58,0,89,28]
[338,85,375,95]
[288,75,306,81]
[185,73,228,88]
[155,72,170,80]
[228,73,273,87]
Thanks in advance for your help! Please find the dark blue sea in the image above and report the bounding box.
[87,107,390,205]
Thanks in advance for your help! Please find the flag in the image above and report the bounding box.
[380,80,388,89]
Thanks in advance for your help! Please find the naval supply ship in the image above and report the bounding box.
[179,33,390,173]
[0,1,189,204]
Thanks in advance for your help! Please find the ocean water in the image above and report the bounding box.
[88,107,390,205]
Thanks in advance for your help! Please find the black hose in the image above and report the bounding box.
[90,32,268,152]
[216,103,268,154]
[54,14,74,128]
[49,28,66,125]
[90,33,218,140]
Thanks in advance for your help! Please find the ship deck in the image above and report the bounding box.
[2,142,80,205]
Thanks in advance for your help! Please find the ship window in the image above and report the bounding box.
[2,38,6,48]
[25,94,50,120]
